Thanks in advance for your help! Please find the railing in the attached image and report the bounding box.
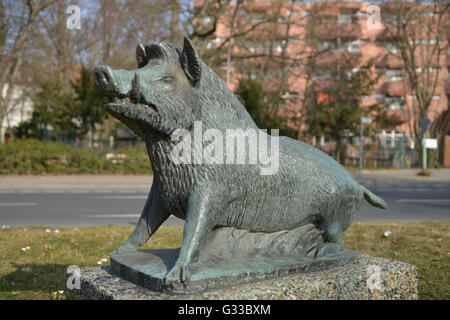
[318,136,420,169]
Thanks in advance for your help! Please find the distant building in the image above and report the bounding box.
[194,0,449,140]
[1,83,34,143]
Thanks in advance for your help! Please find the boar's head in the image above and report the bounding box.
[94,37,201,137]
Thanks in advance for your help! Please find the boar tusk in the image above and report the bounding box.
[136,43,147,68]
[131,73,142,102]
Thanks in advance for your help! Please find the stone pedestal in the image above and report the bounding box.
[66,255,418,300]
[110,248,360,294]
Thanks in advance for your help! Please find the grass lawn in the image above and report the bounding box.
[0,222,448,300]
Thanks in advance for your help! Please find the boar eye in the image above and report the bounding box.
[162,76,174,84]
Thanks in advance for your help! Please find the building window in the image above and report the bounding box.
[385,14,406,26]
[245,71,257,80]
[385,96,405,110]
[272,41,284,53]
[288,64,300,71]
[338,13,352,24]
[316,40,337,51]
[320,16,337,24]
[409,94,440,100]
[286,9,299,16]
[266,68,283,78]
[316,39,361,53]
[386,42,400,54]
[354,10,367,18]
[410,39,442,45]
[338,39,361,53]
[247,42,264,53]
[281,92,299,100]
[250,12,266,24]
[416,67,441,72]
[386,69,405,82]
[314,69,333,80]
[421,12,441,17]
[237,9,247,16]
[343,67,361,79]
[206,37,225,50]
[206,41,216,50]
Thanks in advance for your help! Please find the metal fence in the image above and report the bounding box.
[39,128,146,150]
[344,136,419,169]
[41,128,423,169]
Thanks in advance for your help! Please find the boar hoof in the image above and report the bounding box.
[313,243,343,258]
[110,241,138,255]
[164,263,191,283]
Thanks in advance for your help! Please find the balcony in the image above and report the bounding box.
[315,51,363,67]
[381,109,408,125]
[379,81,407,96]
[309,79,336,92]
[376,54,404,69]
[315,24,362,41]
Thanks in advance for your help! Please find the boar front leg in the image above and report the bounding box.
[111,183,170,255]
[164,185,225,283]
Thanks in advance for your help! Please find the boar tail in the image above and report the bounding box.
[361,186,387,209]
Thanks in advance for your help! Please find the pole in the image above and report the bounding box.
[419,118,431,174]
[422,138,427,173]
[359,116,363,175]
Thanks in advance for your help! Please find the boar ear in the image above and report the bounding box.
[136,43,147,68]
[181,37,201,86]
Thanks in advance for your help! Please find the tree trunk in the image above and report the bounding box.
[335,137,341,163]
[170,0,181,43]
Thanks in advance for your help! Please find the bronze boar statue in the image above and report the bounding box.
[94,37,386,284]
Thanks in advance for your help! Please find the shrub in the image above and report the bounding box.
[0,139,152,174]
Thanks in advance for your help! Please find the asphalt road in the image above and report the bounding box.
[0,180,449,227]
[0,189,183,227]
[357,181,450,222]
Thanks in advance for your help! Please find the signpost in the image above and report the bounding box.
[419,118,432,173]
[423,138,438,149]
[360,117,372,175]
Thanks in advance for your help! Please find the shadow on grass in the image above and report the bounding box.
[0,263,71,298]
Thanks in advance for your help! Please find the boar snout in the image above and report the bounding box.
[94,65,134,98]
[94,65,116,95]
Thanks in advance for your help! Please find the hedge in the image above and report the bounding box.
[0,139,152,174]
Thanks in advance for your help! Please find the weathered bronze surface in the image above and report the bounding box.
[94,37,386,288]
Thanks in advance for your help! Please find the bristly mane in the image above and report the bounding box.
[146,41,258,131]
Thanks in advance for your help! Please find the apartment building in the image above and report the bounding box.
[194,0,449,140]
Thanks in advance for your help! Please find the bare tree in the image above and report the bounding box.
[379,0,449,170]
[0,0,57,138]
[169,0,181,42]
[430,107,450,164]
